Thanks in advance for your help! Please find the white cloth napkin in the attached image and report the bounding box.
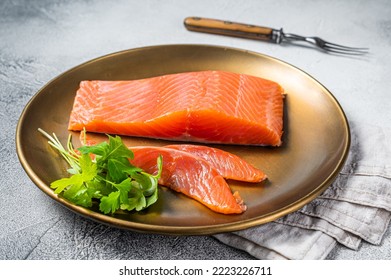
[214,122,391,259]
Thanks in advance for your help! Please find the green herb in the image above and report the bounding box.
[38,129,162,214]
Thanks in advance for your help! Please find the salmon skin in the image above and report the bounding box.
[68,70,284,146]
[130,146,247,214]
[165,144,267,182]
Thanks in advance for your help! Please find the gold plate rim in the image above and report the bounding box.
[16,44,350,235]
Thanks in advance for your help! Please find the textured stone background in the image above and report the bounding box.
[1,0,390,259]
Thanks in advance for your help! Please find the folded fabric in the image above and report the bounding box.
[215,122,391,259]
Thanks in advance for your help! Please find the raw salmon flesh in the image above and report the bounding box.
[68,70,284,146]
[130,146,247,214]
[165,144,266,182]
[77,132,265,214]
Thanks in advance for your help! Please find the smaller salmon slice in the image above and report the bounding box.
[130,146,247,214]
[165,144,266,183]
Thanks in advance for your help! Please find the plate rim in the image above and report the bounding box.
[15,43,351,235]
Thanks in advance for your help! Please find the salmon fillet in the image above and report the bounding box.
[130,146,247,214]
[165,144,267,182]
[68,70,284,146]
[76,132,265,214]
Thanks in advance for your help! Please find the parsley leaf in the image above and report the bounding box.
[100,191,121,214]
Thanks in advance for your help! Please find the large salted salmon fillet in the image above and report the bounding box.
[68,70,284,146]
[129,146,247,214]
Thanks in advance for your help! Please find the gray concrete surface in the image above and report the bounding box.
[1,0,390,259]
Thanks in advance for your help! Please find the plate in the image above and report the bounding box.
[16,44,350,235]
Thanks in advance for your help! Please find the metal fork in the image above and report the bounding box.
[184,17,369,55]
[280,32,369,55]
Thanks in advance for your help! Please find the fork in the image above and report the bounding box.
[184,17,369,55]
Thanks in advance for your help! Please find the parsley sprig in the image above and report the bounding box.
[38,129,162,214]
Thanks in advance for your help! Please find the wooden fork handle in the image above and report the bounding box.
[184,17,277,42]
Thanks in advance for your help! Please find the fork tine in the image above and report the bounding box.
[323,45,369,55]
[323,41,369,54]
